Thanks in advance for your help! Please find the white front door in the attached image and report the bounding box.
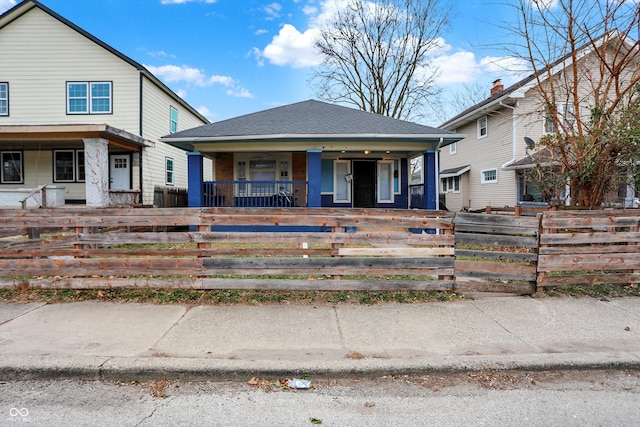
[109,154,131,190]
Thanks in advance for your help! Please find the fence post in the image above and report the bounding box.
[535,212,546,293]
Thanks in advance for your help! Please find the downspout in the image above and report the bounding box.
[500,100,517,169]
[435,137,443,211]
[499,100,518,206]
[139,74,144,204]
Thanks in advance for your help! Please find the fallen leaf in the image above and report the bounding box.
[247,377,259,386]
[310,418,323,424]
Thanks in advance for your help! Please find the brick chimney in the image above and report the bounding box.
[491,79,504,96]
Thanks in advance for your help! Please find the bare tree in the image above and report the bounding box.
[508,0,640,206]
[312,0,451,121]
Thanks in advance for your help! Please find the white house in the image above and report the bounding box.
[439,32,639,211]
[0,0,211,207]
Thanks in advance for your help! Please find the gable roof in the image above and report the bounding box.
[0,0,208,124]
[440,31,637,130]
[164,100,461,145]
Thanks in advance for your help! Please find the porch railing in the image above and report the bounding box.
[203,180,307,207]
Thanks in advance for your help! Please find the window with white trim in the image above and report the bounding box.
[234,154,291,195]
[377,160,394,203]
[170,106,178,133]
[441,176,460,193]
[0,83,8,116]
[67,81,112,114]
[558,103,576,130]
[409,156,423,185]
[165,157,174,185]
[481,168,498,184]
[334,160,351,203]
[449,142,457,155]
[477,116,488,138]
[1,151,23,183]
[53,150,85,182]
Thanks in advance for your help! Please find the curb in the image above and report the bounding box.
[2,352,640,381]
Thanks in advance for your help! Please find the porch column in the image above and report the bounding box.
[83,138,110,207]
[423,150,438,210]
[187,151,203,208]
[307,150,322,207]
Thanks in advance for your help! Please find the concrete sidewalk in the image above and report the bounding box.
[1,296,639,381]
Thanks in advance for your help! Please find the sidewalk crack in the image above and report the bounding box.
[332,306,346,349]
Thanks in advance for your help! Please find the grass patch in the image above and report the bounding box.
[0,288,463,305]
[543,283,640,298]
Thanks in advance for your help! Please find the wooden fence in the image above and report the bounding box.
[153,186,188,208]
[0,207,455,291]
[453,213,539,294]
[1,207,639,293]
[537,209,640,288]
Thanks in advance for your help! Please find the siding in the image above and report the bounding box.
[0,8,139,130]
[440,106,521,210]
[140,76,209,204]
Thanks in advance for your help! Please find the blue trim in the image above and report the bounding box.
[187,152,203,207]
[307,150,322,207]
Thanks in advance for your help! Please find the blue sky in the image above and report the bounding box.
[0,0,628,126]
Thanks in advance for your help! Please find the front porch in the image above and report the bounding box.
[0,124,151,208]
[186,150,440,210]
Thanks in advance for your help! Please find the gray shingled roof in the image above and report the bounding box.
[164,100,457,140]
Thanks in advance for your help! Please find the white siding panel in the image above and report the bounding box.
[140,77,208,204]
[0,8,140,131]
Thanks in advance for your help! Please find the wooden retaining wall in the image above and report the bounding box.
[0,207,455,291]
[537,209,640,288]
[453,213,539,294]
[2,208,640,293]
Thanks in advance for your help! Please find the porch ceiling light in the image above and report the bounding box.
[364,150,370,155]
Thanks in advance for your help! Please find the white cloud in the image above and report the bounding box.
[197,105,215,120]
[302,5,318,16]
[144,64,234,87]
[143,49,176,59]
[528,0,559,8]
[160,0,217,4]
[255,29,269,36]
[264,3,283,19]
[431,47,531,86]
[260,24,322,68]
[0,0,16,14]
[226,87,254,98]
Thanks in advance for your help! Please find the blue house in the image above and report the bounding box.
[162,100,462,210]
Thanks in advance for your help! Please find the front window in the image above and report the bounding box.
[449,142,457,155]
[377,160,394,203]
[1,151,23,183]
[0,83,8,116]
[441,176,460,193]
[334,160,351,203]
[67,81,112,114]
[410,156,423,185]
[481,168,498,184]
[477,116,488,138]
[234,154,291,195]
[165,157,174,185]
[54,150,85,182]
[170,106,178,133]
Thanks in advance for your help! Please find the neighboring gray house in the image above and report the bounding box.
[0,0,210,207]
[162,100,463,210]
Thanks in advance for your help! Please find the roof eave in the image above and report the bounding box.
[440,93,522,130]
[161,133,464,143]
